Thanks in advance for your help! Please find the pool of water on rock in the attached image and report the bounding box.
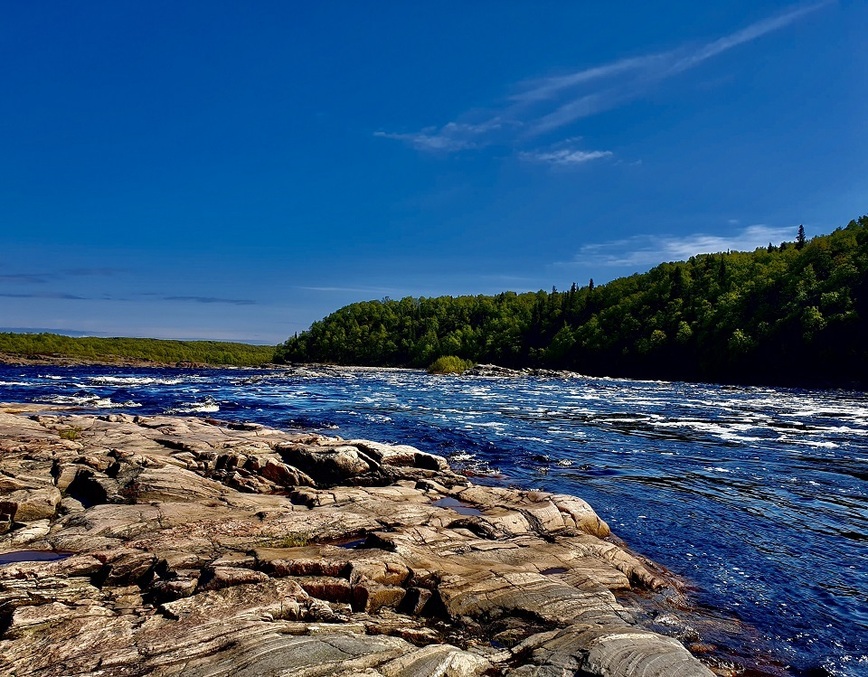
[0,550,72,565]
[0,364,865,675]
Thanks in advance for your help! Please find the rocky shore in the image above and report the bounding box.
[462,364,580,379]
[0,403,718,676]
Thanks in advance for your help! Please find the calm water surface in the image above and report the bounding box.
[0,365,865,676]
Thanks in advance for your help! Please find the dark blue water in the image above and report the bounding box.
[1,364,865,675]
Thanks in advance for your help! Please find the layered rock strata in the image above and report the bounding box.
[0,404,714,676]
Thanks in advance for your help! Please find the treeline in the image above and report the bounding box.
[275,216,868,388]
[0,334,275,367]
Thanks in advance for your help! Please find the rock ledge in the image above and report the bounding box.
[0,404,715,676]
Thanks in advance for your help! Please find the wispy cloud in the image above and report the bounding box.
[519,148,613,166]
[0,289,257,305]
[374,119,512,153]
[0,292,88,300]
[527,2,827,136]
[0,273,50,284]
[0,268,124,285]
[376,3,828,152]
[560,224,795,268]
[64,267,123,277]
[163,296,257,306]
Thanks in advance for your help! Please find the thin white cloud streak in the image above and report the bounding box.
[374,130,476,152]
[518,148,613,165]
[529,2,829,135]
[374,119,510,153]
[560,224,795,268]
[377,2,829,150]
[669,2,829,73]
[510,55,667,104]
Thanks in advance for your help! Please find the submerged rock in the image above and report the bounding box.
[0,403,714,676]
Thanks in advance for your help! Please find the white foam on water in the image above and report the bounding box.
[718,432,766,443]
[38,394,141,408]
[814,425,868,437]
[792,439,840,449]
[90,376,186,386]
[514,435,553,444]
[96,398,141,409]
[651,420,767,445]
[166,398,220,414]
[363,414,392,423]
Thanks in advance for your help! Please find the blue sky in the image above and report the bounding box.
[2,1,866,343]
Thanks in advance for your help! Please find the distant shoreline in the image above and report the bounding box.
[0,353,418,374]
[0,352,216,369]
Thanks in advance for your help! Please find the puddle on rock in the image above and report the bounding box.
[540,566,569,575]
[433,496,483,516]
[0,550,72,565]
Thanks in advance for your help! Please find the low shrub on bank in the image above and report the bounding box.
[427,355,474,374]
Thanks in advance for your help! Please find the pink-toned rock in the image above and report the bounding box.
[0,406,717,677]
[0,486,61,522]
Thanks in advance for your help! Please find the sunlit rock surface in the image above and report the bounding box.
[0,404,714,676]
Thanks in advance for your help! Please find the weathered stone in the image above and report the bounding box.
[378,643,492,676]
[0,486,61,522]
[198,566,270,591]
[350,439,449,471]
[0,406,723,676]
[299,576,354,604]
[261,458,316,487]
[94,547,157,586]
[277,443,377,484]
[352,579,406,613]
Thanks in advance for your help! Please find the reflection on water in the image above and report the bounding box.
[0,365,865,675]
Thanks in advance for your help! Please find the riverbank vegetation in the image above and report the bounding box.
[0,334,275,366]
[275,216,868,388]
[427,355,475,374]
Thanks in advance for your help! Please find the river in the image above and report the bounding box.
[0,364,865,676]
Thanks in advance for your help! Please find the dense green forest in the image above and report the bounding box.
[0,334,275,367]
[275,216,868,387]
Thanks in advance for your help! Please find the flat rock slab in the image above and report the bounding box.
[0,404,716,676]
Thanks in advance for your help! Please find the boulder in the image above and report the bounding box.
[0,486,61,522]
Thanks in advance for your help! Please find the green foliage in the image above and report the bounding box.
[58,426,82,441]
[0,334,275,367]
[274,216,868,388]
[270,532,310,548]
[427,355,474,374]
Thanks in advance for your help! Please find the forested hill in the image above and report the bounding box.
[275,216,868,388]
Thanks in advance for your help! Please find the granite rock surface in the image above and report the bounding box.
[0,403,716,676]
